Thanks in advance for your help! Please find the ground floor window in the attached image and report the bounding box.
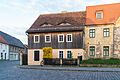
[34,51,39,61]
[67,51,72,58]
[103,46,109,56]
[59,51,63,59]
[1,53,3,59]
[89,46,95,56]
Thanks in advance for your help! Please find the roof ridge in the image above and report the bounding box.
[40,11,86,16]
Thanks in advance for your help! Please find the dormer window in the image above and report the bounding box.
[59,22,71,26]
[41,23,52,27]
[96,11,103,19]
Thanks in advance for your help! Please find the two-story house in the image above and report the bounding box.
[0,31,24,60]
[85,3,120,59]
[26,11,86,65]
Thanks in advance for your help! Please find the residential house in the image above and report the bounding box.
[85,3,120,59]
[26,11,86,65]
[0,31,24,60]
[0,35,9,60]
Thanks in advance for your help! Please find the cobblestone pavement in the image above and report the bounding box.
[1,61,120,80]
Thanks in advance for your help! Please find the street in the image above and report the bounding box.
[0,61,120,80]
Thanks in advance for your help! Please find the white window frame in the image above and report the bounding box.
[58,34,64,43]
[96,11,103,19]
[45,35,51,43]
[58,50,64,58]
[66,34,72,42]
[34,35,40,43]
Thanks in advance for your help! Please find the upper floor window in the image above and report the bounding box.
[66,34,72,42]
[103,28,109,37]
[34,35,39,43]
[58,34,64,42]
[89,29,95,38]
[96,11,103,19]
[89,46,95,56]
[103,46,109,56]
[45,35,51,43]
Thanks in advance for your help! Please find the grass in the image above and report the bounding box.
[82,58,120,65]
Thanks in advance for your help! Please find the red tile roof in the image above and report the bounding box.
[86,3,120,25]
[0,35,7,44]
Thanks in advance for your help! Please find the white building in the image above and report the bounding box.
[0,31,24,60]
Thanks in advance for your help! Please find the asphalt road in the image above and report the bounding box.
[0,61,120,80]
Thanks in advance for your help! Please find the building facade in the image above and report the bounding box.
[26,12,86,65]
[0,31,24,60]
[85,3,120,59]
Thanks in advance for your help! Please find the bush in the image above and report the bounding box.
[82,58,120,65]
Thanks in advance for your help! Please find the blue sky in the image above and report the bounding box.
[0,0,120,44]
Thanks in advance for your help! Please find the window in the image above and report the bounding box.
[66,34,72,42]
[45,35,51,43]
[67,51,72,58]
[34,35,39,43]
[89,46,95,56]
[96,11,103,19]
[103,46,109,56]
[59,51,63,59]
[103,28,109,37]
[89,29,95,38]
[1,53,3,60]
[34,51,39,61]
[58,34,64,42]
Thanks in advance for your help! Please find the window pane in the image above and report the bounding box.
[89,46,95,56]
[103,46,109,56]
[34,51,39,61]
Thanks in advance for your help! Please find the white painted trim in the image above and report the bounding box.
[58,50,64,58]
[45,34,51,43]
[58,34,64,43]
[34,35,40,43]
[66,34,72,42]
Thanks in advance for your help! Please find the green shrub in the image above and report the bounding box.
[82,58,120,65]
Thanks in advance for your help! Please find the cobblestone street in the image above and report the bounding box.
[0,61,120,80]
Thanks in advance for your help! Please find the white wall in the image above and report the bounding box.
[0,43,9,60]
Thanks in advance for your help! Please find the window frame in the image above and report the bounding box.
[66,34,72,42]
[103,28,110,37]
[67,50,72,59]
[45,35,51,43]
[34,35,40,43]
[34,50,40,61]
[58,50,64,59]
[89,46,95,56]
[103,46,109,56]
[96,11,103,19]
[58,34,64,43]
[89,29,95,38]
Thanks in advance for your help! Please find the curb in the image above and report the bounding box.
[18,66,120,72]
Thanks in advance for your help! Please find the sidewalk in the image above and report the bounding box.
[18,65,120,72]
